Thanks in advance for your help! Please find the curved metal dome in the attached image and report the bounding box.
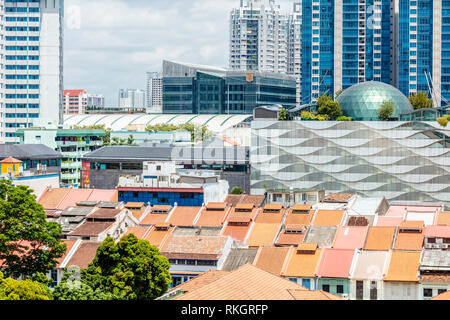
[337,81,413,120]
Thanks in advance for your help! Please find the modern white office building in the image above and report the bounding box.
[118,89,146,110]
[146,72,163,113]
[2,0,64,144]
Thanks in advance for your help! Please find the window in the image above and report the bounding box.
[438,289,447,295]
[427,238,436,244]
[322,284,330,292]
[370,282,377,300]
[423,289,433,298]
[336,285,344,294]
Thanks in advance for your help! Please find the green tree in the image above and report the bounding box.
[316,93,343,120]
[127,135,136,145]
[0,272,53,300]
[231,186,244,195]
[336,116,353,121]
[335,89,344,99]
[409,91,433,110]
[146,123,212,143]
[0,181,66,279]
[378,99,396,121]
[55,235,171,300]
[437,117,449,127]
[278,108,288,121]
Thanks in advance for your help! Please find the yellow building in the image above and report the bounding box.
[1,157,22,176]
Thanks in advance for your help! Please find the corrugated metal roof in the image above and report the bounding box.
[0,144,62,160]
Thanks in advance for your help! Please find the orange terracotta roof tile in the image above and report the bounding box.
[235,203,255,210]
[65,241,101,269]
[206,202,227,210]
[364,226,396,251]
[275,233,305,246]
[146,226,173,248]
[287,289,342,300]
[384,251,421,282]
[168,270,230,295]
[255,208,286,224]
[241,195,265,208]
[432,291,450,300]
[175,264,307,300]
[322,193,355,203]
[285,209,313,226]
[424,225,450,238]
[139,210,169,226]
[332,226,369,250]
[123,226,152,240]
[400,221,425,229]
[38,188,70,210]
[1,157,22,163]
[195,206,230,227]
[282,246,322,278]
[124,202,145,209]
[312,210,345,226]
[56,240,78,268]
[247,223,282,247]
[292,204,312,211]
[166,206,201,227]
[436,211,450,226]
[68,221,114,237]
[224,194,244,207]
[316,248,356,278]
[58,189,94,211]
[160,235,229,259]
[394,226,424,251]
[86,189,118,203]
[253,247,291,276]
[375,216,404,227]
[263,204,283,211]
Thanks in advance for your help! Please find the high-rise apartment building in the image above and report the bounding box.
[118,89,146,110]
[301,0,392,104]
[63,90,105,115]
[395,0,450,107]
[229,0,289,73]
[2,0,64,143]
[287,1,302,104]
[146,72,163,112]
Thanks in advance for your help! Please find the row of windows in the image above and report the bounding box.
[6,84,39,89]
[6,55,39,60]
[5,113,39,118]
[6,26,39,31]
[6,94,39,99]
[6,65,39,70]
[6,46,39,51]
[5,7,39,13]
[6,16,39,22]
[6,74,39,79]
[6,36,39,41]
[6,104,39,108]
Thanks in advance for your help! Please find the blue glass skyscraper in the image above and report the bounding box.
[301,0,392,105]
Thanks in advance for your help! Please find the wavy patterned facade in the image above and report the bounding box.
[250,121,450,207]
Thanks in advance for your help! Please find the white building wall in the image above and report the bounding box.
[349,279,385,300]
[11,173,60,199]
[383,282,419,300]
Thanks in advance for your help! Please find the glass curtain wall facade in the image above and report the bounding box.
[398,0,433,99]
[251,120,450,207]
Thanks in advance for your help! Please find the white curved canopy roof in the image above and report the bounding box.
[63,114,253,133]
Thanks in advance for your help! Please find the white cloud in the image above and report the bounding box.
[64,0,293,105]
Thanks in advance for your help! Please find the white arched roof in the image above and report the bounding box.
[63,114,253,133]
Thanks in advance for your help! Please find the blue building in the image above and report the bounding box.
[301,0,392,104]
[162,60,297,114]
[117,187,205,207]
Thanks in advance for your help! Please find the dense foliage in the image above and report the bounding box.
[409,91,433,110]
[0,272,52,300]
[316,93,343,120]
[231,186,244,195]
[72,124,111,146]
[0,180,66,279]
[378,99,396,121]
[54,234,171,300]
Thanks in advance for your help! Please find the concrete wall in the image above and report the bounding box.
[383,282,419,300]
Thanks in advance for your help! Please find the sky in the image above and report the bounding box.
[64,0,293,106]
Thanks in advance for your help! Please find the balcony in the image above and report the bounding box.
[61,161,82,170]
[61,172,81,181]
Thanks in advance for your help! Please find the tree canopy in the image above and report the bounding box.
[231,186,244,195]
[0,180,66,279]
[316,93,343,120]
[54,234,171,300]
[378,99,396,121]
[0,272,52,300]
[146,123,212,142]
[409,91,433,110]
